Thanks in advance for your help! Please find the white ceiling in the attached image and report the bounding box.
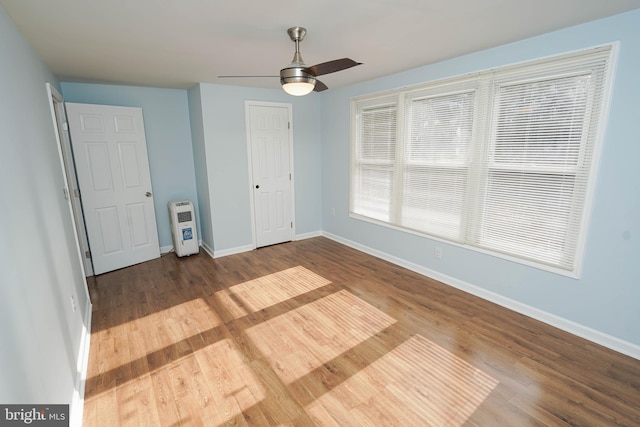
[2,0,640,91]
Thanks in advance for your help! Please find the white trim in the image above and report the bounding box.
[244,101,257,250]
[295,230,323,240]
[201,241,215,258]
[350,42,618,104]
[245,100,296,249]
[322,231,640,361]
[570,41,620,278]
[47,82,95,425]
[46,83,93,279]
[212,243,255,259]
[349,212,583,278]
[201,232,322,259]
[70,297,92,427]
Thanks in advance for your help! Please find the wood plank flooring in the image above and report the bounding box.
[82,237,640,426]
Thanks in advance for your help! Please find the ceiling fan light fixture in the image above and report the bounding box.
[219,26,361,95]
[280,66,316,96]
[282,77,315,96]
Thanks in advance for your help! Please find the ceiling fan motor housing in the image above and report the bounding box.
[280,66,316,86]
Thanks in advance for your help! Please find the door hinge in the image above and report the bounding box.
[288,122,291,129]
[85,250,92,259]
[291,221,293,228]
[74,188,81,198]
[62,122,69,131]
[289,173,292,180]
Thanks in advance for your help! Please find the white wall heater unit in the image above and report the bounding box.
[168,200,199,257]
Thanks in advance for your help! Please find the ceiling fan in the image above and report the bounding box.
[218,26,362,96]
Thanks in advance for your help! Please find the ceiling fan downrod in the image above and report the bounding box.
[287,26,307,66]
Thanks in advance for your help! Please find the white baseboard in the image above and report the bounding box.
[70,298,92,427]
[201,241,215,258]
[295,230,323,240]
[212,243,255,259]
[200,231,323,259]
[322,232,640,361]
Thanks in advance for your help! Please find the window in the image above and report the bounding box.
[352,95,398,223]
[350,45,615,275]
[401,86,476,240]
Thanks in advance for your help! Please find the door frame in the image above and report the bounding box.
[46,83,94,277]
[244,100,296,248]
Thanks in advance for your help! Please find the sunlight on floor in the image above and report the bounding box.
[229,266,498,425]
[305,334,499,425]
[189,338,266,424]
[92,297,221,373]
[246,288,397,383]
[86,337,266,426]
[215,266,332,319]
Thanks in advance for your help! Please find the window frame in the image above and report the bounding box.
[349,43,618,278]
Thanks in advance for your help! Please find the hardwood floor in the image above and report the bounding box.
[83,237,640,426]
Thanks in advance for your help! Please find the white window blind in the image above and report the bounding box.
[401,88,476,240]
[351,45,615,275]
[351,95,398,222]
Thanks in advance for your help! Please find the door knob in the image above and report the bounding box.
[145,192,152,197]
[255,185,260,189]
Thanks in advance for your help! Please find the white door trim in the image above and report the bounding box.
[245,100,296,248]
[46,83,94,278]
[46,83,93,426]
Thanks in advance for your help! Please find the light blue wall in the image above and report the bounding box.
[195,83,322,252]
[321,9,640,347]
[60,82,199,250]
[187,85,214,249]
[0,4,89,412]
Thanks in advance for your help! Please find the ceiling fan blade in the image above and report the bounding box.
[314,80,328,92]
[217,75,279,78]
[304,58,362,77]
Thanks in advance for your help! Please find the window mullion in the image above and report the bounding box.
[390,92,406,226]
[462,78,491,244]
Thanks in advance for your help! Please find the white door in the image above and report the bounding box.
[247,102,295,247]
[66,103,160,274]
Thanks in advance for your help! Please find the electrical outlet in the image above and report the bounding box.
[70,295,77,312]
[434,247,442,260]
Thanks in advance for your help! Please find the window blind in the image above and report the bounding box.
[350,45,614,275]
[400,89,475,240]
[351,96,398,222]
[471,51,612,270]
